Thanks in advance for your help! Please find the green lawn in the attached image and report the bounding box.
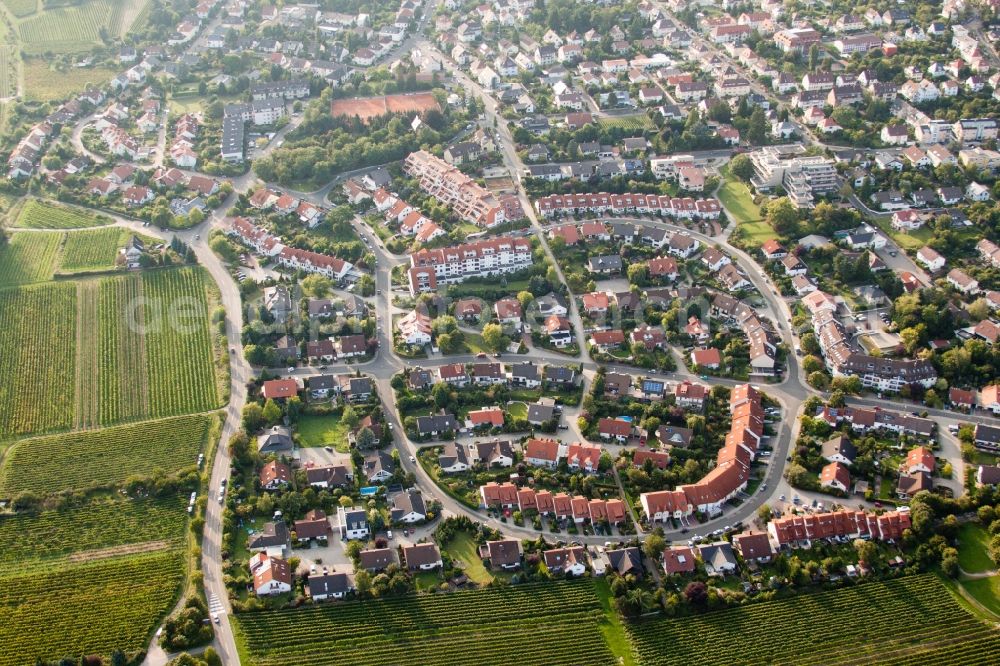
[296,413,350,451]
[414,570,442,591]
[593,577,637,666]
[458,332,488,354]
[869,217,932,251]
[441,531,493,584]
[962,575,1000,618]
[507,401,527,419]
[958,523,994,574]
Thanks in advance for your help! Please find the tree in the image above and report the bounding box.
[301,274,333,298]
[807,371,830,390]
[355,426,376,449]
[728,154,754,182]
[968,298,990,322]
[242,402,265,432]
[517,290,534,311]
[746,106,769,145]
[482,323,505,353]
[757,504,773,524]
[784,462,811,487]
[342,405,359,429]
[683,581,708,606]
[262,398,282,426]
[644,533,666,560]
[854,538,878,568]
[627,262,649,286]
[764,197,800,237]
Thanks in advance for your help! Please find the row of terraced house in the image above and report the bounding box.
[639,384,763,521]
[534,192,722,220]
[226,216,358,282]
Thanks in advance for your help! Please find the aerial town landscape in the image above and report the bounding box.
[3,0,1000,664]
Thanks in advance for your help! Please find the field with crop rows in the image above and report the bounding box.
[598,114,655,131]
[0,495,187,573]
[0,413,212,494]
[140,268,220,417]
[0,45,17,98]
[14,199,108,229]
[0,231,60,286]
[234,581,617,666]
[18,0,130,54]
[625,574,999,666]
[0,550,184,666]
[59,227,148,273]
[2,0,36,17]
[97,273,149,422]
[0,282,76,436]
[74,281,100,427]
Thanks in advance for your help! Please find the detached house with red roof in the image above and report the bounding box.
[691,347,722,369]
[820,461,851,492]
[905,446,935,475]
[524,437,563,468]
[566,442,602,473]
[598,417,632,442]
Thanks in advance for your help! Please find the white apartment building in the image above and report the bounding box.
[407,236,533,294]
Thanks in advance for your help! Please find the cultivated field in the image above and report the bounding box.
[22,59,117,101]
[0,413,214,494]
[18,0,141,54]
[0,282,76,436]
[234,581,617,666]
[330,92,441,123]
[14,199,109,229]
[625,574,1000,666]
[59,227,148,273]
[0,45,17,99]
[95,268,220,424]
[141,268,221,417]
[2,0,36,18]
[0,550,184,666]
[0,495,187,573]
[0,231,60,285]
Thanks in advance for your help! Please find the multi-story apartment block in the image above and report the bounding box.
[407,237,533,295]
[404,150,508,228]
[749,145,837,209]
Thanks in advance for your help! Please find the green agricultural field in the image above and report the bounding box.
[597,114,655,131]
[296,413,351,451]
[22,59,117,101]
[0,495,187,574]
[96,268,221,425]
[59,227,154,273]
[233,581,617,666]
[140,268,222,418]
[0,414,214,494]
[0,550,185,666]
[0,45,17,98]
[0,231,60,286]
[958,523,994,574]
[625,574,1000,666]
[14,199,110,229]
[18,0,142,54]
[0,282,76,436]
[2,0,36,17]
